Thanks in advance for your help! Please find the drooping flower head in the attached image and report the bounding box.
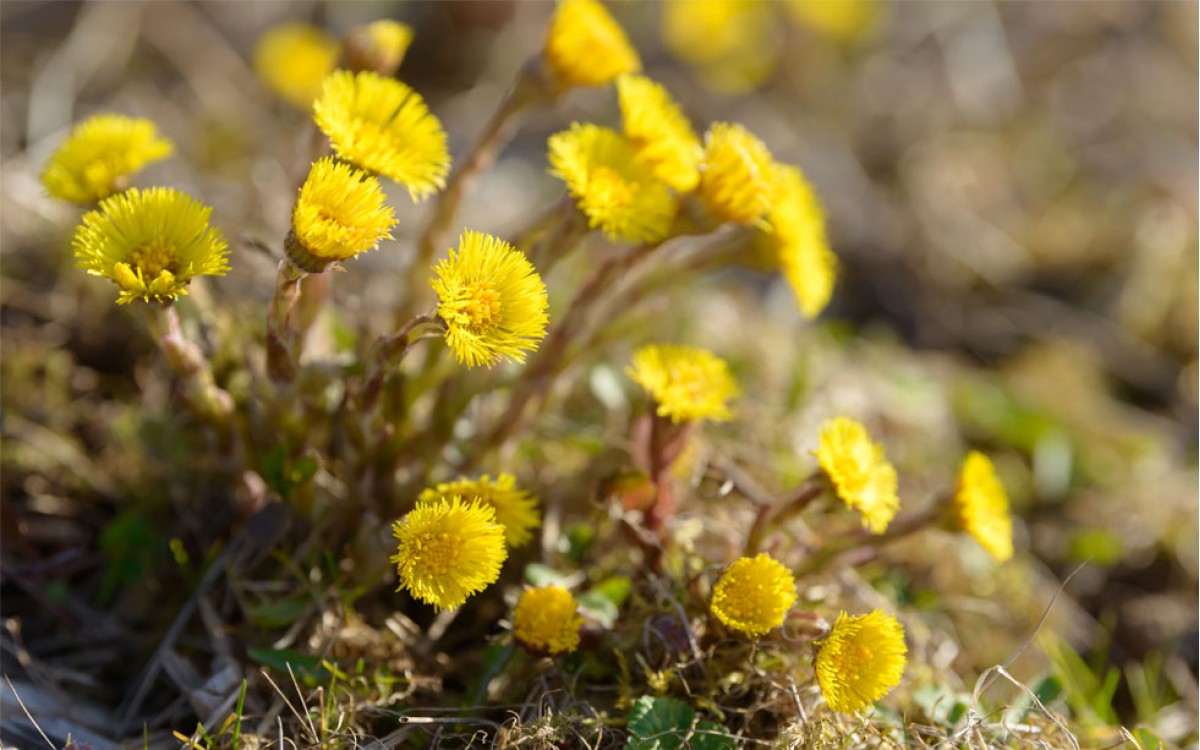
[287,157,396,272]
[419,474,541,548]
[709,553,797,637]
[548,123,677,244]
[815,610,907,713]
[431,230,549,368]
[391,496,508,611]
[617,75,702,193]
[815,417,899,534]
[41,114,173,205]
[627,344,739,423]
[73,187,229,304]
[766,164,837,319]
[343,20,413,76]
[513,585,584,655]
[696,122,777,226]
[543,0,641,89]
[951,451,1014,562]
[313,70,450,200]
[253,22,341,110]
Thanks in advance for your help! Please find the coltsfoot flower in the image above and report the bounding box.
[766,164,837,319]
[287,157,397,272]
[696,122,777,226]
[709,553,797,637]
[391,496,508,611]
[419,474,541,548]
[253,22,341,110]
[512,585,584,655]
[313,70,450,200]
[41,114,173,204]
[543,0,640,89]
[815,610,907,713]
[661,0,779,94]
[73,187,229,304]
[343,20,413,76]
[548,123,676,245]
[952,451,1014,562]
[815,417,899,534]
[431,230,549,368]
[617,74,702,193]
[627,344,739,423]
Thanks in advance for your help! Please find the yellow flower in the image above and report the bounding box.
[431,230,549,368]
[815,417,899,534]
[787,0,880,42]
[513,585,584,655]
[766,164,837,319]
[661,0,779,94]
[391,496,508,611]
[313,70,450,200]
[815,610,907,713]
[548,123,676,244]
[617,74,702,193]
[73,187,229,304]
[41,114,173,204]
[288,157,397,272]
[952,452,1014,562]
[343,20,413,76]
[696,122,777,226]
[543,0,640,89]
[626,344,739,423]
[419,474,541,548]
[253,22,341,110]
[709,553,797,637]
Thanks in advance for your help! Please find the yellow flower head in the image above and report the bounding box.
[41,114,173,205]
[815,610,907,713]
[543,0,641,89]
[73,187,229,304]
[617,74,702,193]
[661,0,779,94]
[815,417,899,534]
[787,0,880,42]
[696,122,777,226]
[419,474,541,548]
[548,123,677,245]
[288,157,397,272]
[952,452,1014,562]
[313,70,450,200]
[709,553,797,637]
[391,496,508,611]
[513,585,584,655]
[253,22,341,110]
[626,344,739,423]
[431,230,549,368]
[343,20,414,76]
[767,164,837,319]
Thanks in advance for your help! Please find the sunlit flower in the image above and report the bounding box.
[73,187,229,304]
[815,609,907,713]
[287,157,396,272]
[431,230,549,368]
[548,123,676,244]
[786,0,880,42]
[543,0,640,89]
[513,585,584,655]
[696,122,777,226]
[391,496,508,611]
[617,74,702,193]
[313,70,450,200]
[661,0,779,94]
[766,164,837,319]
[815,417,899,534]
[343,20,413,76]
[951,451,1014,562]
[419,474,541,548]
[253,22,341,110]
[709,553,797,637]
[627,344,739,423]
[41,114,173,204]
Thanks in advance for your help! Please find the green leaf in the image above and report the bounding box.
[247,596,312,628]
[247,647,330,684]
[577,590,619,629]
[261,445,288,496]
[1132,727,1165,750]
[563,523,596,563]
[1033,675,1063,705]
[625,696,734,750]
[592,576,631,607]
[289,456,319,487]
[524,563,571,587]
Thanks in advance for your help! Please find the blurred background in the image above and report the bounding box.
[2,0,1196,745]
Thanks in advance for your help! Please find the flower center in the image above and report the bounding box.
[589,165,636,208]
[129,236,178,278]
[445,282,503,329]
[418,532,462,576]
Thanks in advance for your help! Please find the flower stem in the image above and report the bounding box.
[266,259,307,383]
[744,477,823,556]
[356,313,441,413]
[792,504,943,578]
[144,303,234,426]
